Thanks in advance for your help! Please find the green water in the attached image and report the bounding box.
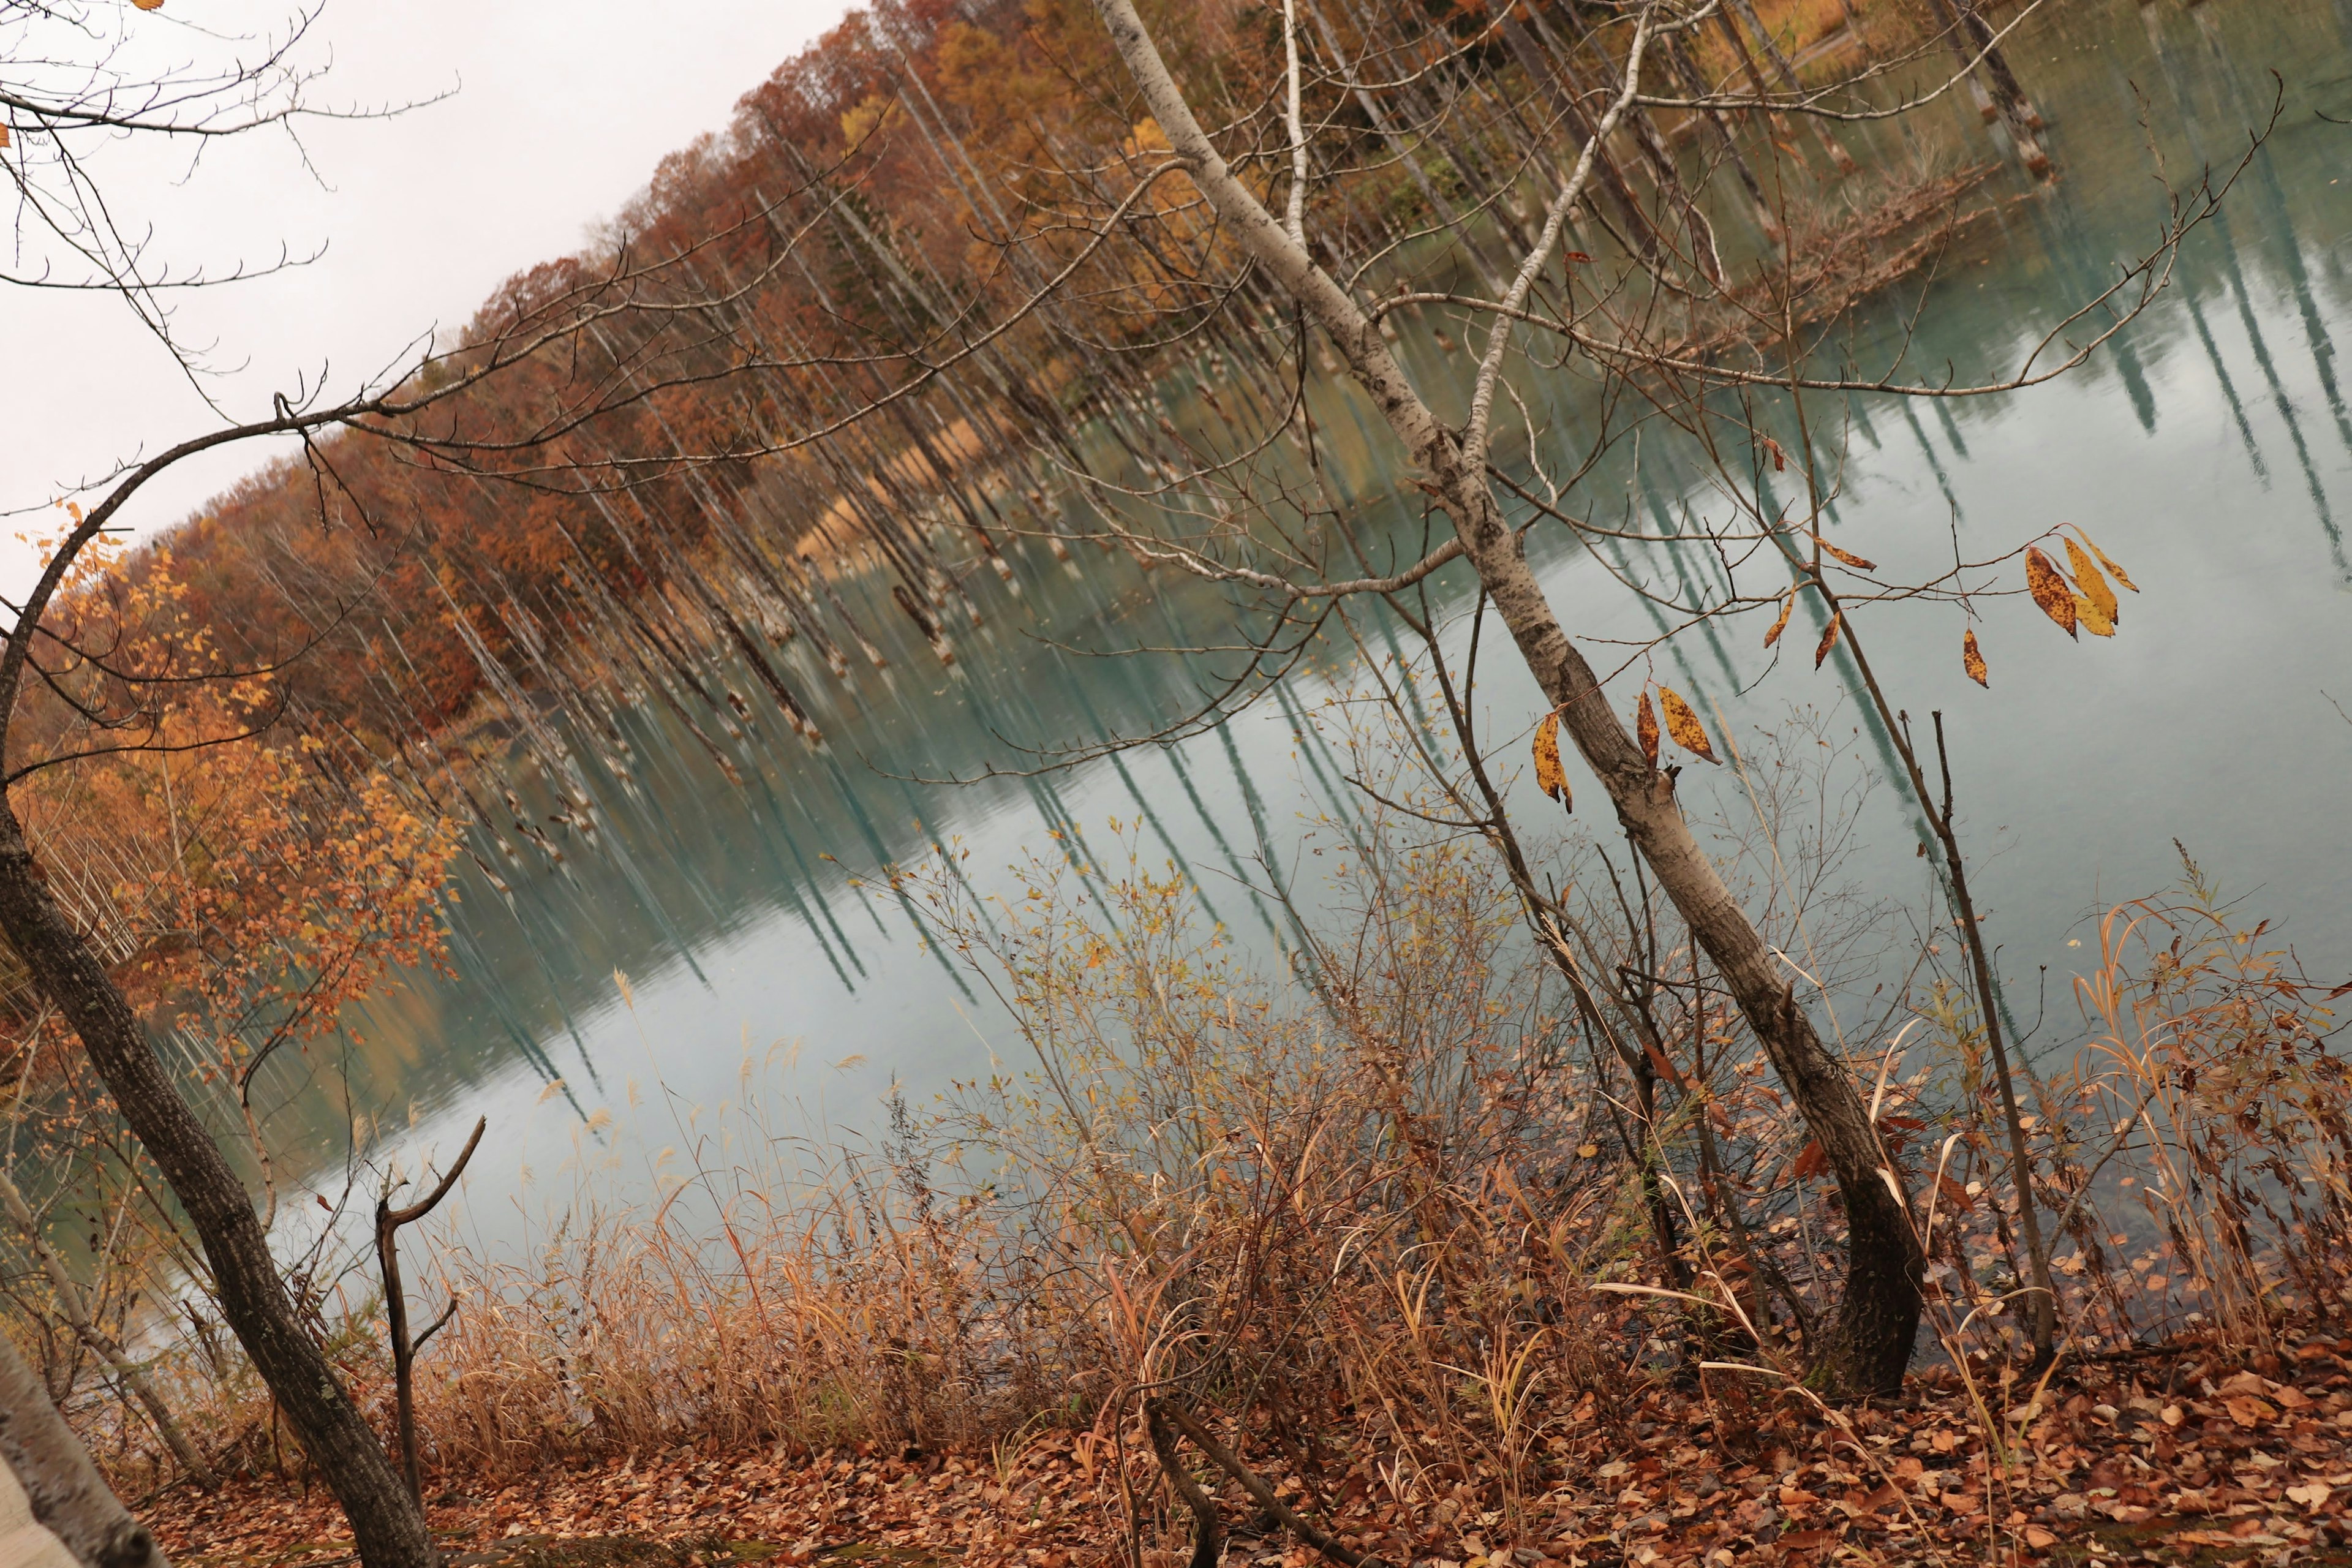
[236,0,2352,1250]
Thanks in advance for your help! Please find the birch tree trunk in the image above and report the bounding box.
[1085,0,1923,1393]
[0,1170,216,1488]
[0,1329,167,1568]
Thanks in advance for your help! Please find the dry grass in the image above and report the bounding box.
[26,803,2352,1525]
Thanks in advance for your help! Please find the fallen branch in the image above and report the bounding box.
[1142,1400,1221,1568]
[1150,1398,1388,1568]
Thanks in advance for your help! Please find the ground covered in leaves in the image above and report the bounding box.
[153,1330,2352,1568]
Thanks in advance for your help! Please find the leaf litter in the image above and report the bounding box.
[156,1326,2352,1568]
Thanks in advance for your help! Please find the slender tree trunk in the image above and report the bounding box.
[0,801,437,1567]
[0,1330,167,1568]
[0,1170,216,1488]
[1087,0,1923,1393]
[1926,0,2051,174]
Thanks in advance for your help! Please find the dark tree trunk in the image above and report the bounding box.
[0,801,437,1568]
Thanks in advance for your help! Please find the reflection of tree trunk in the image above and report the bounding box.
[0,801,438,1567]
[1090,0,1924,1397]
[0,1169,216,1489]
[0,1327,170,1568]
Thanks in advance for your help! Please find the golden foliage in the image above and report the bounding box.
[2075,526,2139,593]
[1962,627,1988,688]
[2064,538,2119,631]
[1811,532,1877,571]
[1656,687,1716,763]
[1531,712,1569,810]
[1635,689,1659,767]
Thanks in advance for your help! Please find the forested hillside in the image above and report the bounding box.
[61,0,1902,780]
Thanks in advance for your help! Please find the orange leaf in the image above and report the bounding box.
[2065,538,2119,630]
[1763,590,1796,648]
[1814,612,1842,669]
[1811,532,1877,571]
[130,0,163,9]
[1635,690,1659,767]
[2024,548,2077,637]
[1794,1139,1827,1179]
[1657,686,1717,763]
[1934,1173,1975,1212]
[2071,525,2138,592]
[1962,628,1988,687]
[1762,436,1787,472]
[1532,712,1570,812]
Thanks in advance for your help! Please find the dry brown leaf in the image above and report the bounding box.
[1763,590,1796,648]
[1962,627,1989,687]
[1814,612,1842,669]
[2065,538,2119,630]
[1811,532,1878,571]
[1532,712,1569,811]
[1635,690,1659,767]
[2024,548,2077,638]
[2073,525,2138,592]
[1657,687,1717,763]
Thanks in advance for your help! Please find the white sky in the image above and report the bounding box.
[0,0,853,595]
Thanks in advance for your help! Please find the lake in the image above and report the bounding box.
[229,0,2352,1258]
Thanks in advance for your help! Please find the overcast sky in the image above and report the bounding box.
[1,0,851,594]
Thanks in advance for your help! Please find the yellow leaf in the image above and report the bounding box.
[1814,612,1842,669]
[2075,592,2115,637]
[1532,712,1570,811]
[2064,538,2119,630]
[1763,590,1796,648]
[2024,548,2076,638]
[2070,526,2138,592]
[1635,690,1659,767]
[1657,687,1717,763]
[1962,628,1988,688]
[1811,532,1877,571]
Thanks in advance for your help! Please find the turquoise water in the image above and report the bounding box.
[246,0,2352,1251]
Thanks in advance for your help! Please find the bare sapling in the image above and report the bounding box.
[377,1117,486,1507]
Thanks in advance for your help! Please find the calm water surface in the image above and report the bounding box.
[240,0,2352,1253]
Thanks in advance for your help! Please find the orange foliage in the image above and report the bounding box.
[10,551,458,1080]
